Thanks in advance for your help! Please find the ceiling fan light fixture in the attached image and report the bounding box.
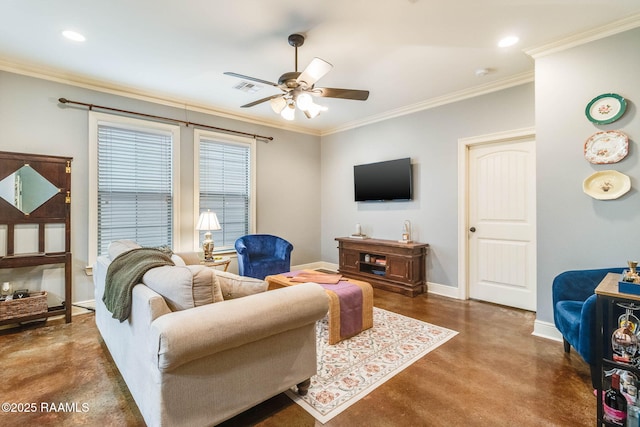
[296,93,313,110]
[226,33,369,119]
[304,102,328,119]
[270,96,287,114]
[281,102,296,120]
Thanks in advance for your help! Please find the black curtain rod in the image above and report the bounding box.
[57,98,273,142]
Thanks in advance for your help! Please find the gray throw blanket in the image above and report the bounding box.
[103,247,174,322]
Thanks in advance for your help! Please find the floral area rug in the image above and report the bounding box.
[285,307,458,423]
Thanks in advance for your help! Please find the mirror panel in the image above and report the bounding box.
[0,165,59,214]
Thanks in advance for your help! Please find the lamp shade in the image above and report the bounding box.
[270,96,287,114]
[196,210,221,231]
[281,102,296,121]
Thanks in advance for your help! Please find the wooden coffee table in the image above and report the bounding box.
[266,270,373,345]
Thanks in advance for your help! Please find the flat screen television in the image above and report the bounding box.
[354,157,412,201]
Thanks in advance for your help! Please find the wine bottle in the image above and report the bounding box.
[605,373,628,426]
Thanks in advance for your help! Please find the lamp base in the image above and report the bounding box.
[202,232,214,261]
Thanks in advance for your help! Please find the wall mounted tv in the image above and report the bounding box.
[354,157,412,202]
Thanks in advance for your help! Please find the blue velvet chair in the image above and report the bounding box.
[552,267,624,386]
[235,234,293,280]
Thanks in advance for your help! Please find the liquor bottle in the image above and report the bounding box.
[605,373,628,426]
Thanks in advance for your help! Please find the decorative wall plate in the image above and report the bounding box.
[585,93,627,124]
[584,130,629,164]
[583,170,631,200]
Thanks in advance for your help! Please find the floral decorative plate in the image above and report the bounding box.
[583,170,631,200]
[584,130,629,164]
[585,93,627,124]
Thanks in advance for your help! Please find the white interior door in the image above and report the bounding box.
[468,138,536,311]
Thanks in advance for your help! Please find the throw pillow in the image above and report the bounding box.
[143,265,219,311]
[171,254,187,267]
[214,270,267,299]
[211,270,224,303]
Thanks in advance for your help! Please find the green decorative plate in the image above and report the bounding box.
[585,93,627,125]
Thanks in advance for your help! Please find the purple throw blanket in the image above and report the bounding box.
[288,271,363,338]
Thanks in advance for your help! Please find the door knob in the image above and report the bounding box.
[469,227,476,232]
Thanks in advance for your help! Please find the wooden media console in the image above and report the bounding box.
[335,237,429,297]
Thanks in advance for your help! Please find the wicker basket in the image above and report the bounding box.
[0,291,48,321]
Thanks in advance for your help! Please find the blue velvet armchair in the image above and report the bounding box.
[552,267,624,386]
[235,234,293,280]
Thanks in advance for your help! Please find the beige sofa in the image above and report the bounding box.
[93,241,328,427]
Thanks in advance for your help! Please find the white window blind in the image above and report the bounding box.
[198,137,251,252]
[97,124,174,256]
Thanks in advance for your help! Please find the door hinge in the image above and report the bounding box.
[66,161,71,174]
[65,191,71,204]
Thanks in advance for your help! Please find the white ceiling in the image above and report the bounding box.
[2,0,640,135]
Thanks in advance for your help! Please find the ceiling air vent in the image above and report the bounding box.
[233,81,262,93]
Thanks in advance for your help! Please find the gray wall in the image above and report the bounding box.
[320,83,535,287]
[0,71,321,302]
[536,28,640,324]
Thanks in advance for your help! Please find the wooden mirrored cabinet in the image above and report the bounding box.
[0,151,72,325]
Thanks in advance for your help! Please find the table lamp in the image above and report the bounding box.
[196,210,221,260]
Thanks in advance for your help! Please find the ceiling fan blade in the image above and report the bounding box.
[296,57,333,88]
[312,87,370,101]
[240,94,284,108]
[224,72,279,87]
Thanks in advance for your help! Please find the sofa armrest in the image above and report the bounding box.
[150,282,329,372]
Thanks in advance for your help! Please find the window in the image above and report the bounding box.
[195,130,255,252]
[88,112,180,264]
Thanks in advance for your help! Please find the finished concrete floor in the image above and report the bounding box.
[0,289,594,426]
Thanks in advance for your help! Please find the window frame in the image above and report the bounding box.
[88,112,181,269]
[193,129,256,253]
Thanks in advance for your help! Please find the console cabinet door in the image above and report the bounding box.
[340,249,360,273]
[386,256,410,281]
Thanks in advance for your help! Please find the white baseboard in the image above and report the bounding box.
[73,299,96,311]
[427,282,461,299]
[532,319,563,342]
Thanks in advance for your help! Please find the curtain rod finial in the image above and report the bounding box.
[58,98,68,104]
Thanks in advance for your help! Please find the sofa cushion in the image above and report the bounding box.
[108,240,142,260]
[214,270,267,299]
[143,265,222,311]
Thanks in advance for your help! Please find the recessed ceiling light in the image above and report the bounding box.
[498,35,519,48]
[62,30,86,42]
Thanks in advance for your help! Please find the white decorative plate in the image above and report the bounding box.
[584,130,629,164]
[583,170,631,200]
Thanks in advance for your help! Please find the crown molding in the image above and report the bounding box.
[321,71,534,136]
[0,59,321,137]
[1,58,534,139]
[525,13,640,59]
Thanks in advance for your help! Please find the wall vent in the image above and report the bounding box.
[233,81,262,93]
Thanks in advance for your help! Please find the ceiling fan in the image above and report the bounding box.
[224,33,369,120]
